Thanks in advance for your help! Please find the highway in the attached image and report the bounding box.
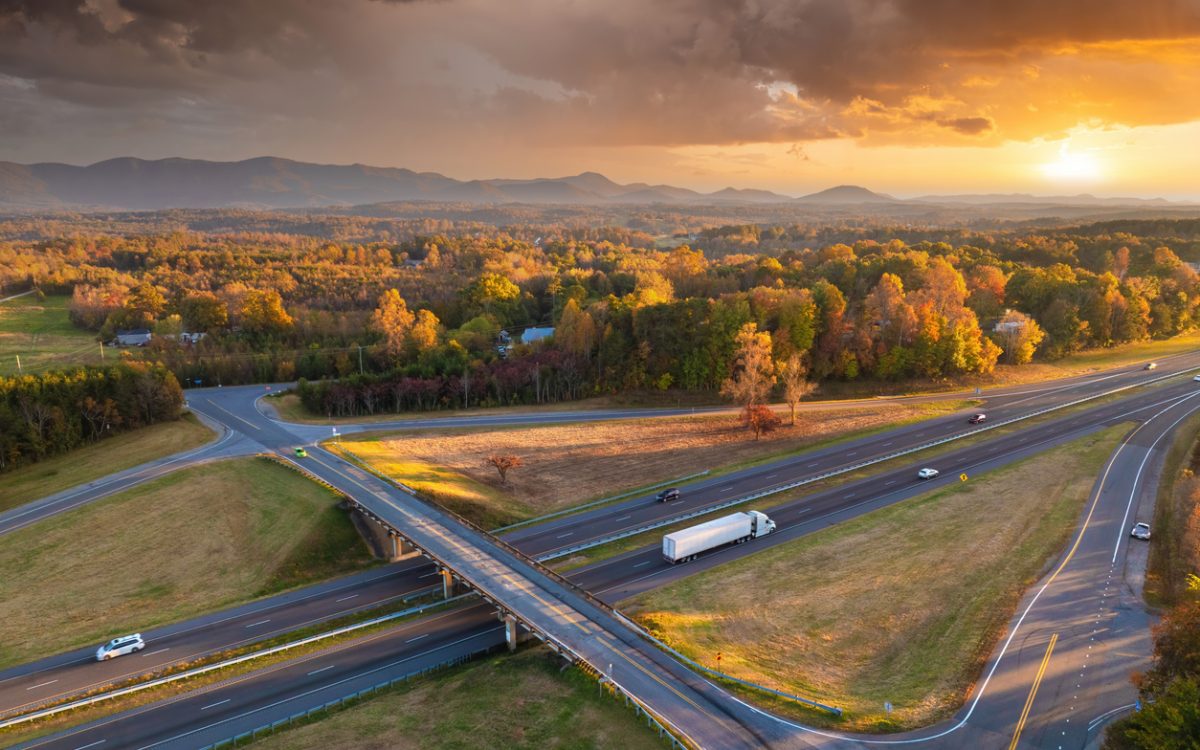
[6,353,1200,748]
[5,356,1192,720]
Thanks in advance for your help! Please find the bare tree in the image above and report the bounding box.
[486,454,524,484]
[721,323,776,407]
[780,354,817,426]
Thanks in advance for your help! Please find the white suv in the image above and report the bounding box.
[96,634,145,661]
[917,468,940,480]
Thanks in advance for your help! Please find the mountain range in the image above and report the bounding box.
[0,156,1190,212]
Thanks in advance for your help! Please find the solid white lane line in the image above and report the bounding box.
[307,665,335,676]
[405,633,429,643]
[200,698,231,711]
[244,619,270,629]
[26,679,58,691]
[335,594,359,603]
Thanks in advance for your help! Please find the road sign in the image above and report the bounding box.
[960,473,969,482]
[884,701,893,714]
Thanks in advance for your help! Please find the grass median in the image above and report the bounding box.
[0,456,376,669]
[623,424,1128,732]
[333,400,974,529]
[1146,409,1200,606]
[247,646,667,750]
[0,413,215,513]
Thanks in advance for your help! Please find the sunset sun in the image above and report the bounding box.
[1041,144,1102,182]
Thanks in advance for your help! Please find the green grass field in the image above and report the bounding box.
[624,425,1127,731]
[0,293,104,376]
[0,414,215,513]
[0,456,376,669]
[251,647,665,750]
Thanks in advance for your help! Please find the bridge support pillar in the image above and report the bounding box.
[389,534,417,561]
[441,569,459,598]
[504,614,521,652]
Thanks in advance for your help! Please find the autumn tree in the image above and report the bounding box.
[179,292,228,332]
[991,309,1047,364]
[557,298,597,356]
[742,404,781,440]
[486,454,524,484]
[721,323,776,407]
[722,323,777,438]
[780,354,816,426]
[239,289,293,335]
[372,289,416,359]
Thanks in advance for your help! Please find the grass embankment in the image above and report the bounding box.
[0,294,102,376]
[0,457,376,669]
[0,414,214,513]
[624,425,1128,732]
[248,647,666,750]
[335,400,972,529]
[1146,411,1200,606]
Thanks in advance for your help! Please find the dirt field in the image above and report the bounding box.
[623,425,1126,731]
[0,457,375,669]
[251,647,664,750]
[340,400,969,527]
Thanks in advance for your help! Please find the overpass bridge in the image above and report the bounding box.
[293,444,780,750]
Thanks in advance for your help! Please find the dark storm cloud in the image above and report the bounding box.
[1,0,1199,162]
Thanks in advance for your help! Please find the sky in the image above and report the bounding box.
[1,0,1199,198]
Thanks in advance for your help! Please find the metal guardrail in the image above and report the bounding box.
[536,367,1192,561]
[491,470,712,533]
[0,595,475,730]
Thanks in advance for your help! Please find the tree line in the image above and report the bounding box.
[0,362,185,473]
[2,220,1200,411]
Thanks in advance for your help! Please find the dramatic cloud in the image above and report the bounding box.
[1,0,1199,188]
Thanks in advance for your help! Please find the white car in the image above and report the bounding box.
[96,633,145,661]
[1193,374,1200,382]
[1130,522,1151,541]
[917,468,940,480]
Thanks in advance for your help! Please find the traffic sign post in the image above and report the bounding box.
[960,473,969,482]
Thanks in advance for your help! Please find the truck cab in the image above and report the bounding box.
[748,510,776,537]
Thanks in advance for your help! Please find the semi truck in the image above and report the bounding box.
[662,510,776,564]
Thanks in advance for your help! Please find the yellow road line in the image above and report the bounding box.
[1009,632,1058,750]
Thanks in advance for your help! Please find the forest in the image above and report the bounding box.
[0,362,184,472]
[3,216,1200,420]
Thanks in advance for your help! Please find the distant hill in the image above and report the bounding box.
[0,156,797,211]
[0,156,1192,213]
[795,185,899,204]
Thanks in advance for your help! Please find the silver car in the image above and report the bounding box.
[1130,523,1151,541]
[96,633,145,661]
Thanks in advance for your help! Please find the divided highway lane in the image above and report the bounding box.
[561,380,1200,602]
[503,366,1200,559]
[0,563,440,719]
[15,604,508,750]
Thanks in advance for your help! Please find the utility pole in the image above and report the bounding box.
[358,346,364,375]
[99,341,104,361]
[15,354,21,373]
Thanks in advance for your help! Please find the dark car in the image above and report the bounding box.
[656,487,681,502]
[967,413,987,424]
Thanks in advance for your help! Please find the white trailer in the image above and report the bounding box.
[662,510,776,564]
